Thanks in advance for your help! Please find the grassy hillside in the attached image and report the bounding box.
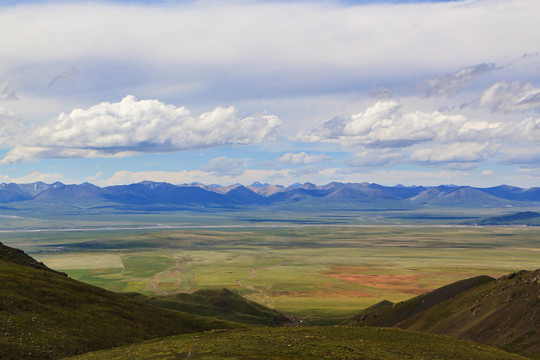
[398,269,540,359]
[0,243,239,360]
[67,326,528,360]
[0,240,65,275]
[124,288,291,326]
[350,269,540,359]
[350,275,495,327]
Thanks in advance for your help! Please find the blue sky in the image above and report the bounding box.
[1,0,539,187]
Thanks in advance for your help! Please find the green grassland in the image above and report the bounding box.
[67,326,528,360]
[4,225,532,322]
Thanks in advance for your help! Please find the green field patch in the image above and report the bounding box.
[122,281,148,292]
[39,253,124,270]
[121,253,177,277]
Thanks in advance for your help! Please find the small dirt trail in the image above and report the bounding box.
[236,260,292,307]
[144,255,193,294]
[184,342,198,360]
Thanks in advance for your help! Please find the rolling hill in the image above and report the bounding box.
[67,326,528,360]
[351,269,540,359]
[350,275,495,327]
[124,288,291,327]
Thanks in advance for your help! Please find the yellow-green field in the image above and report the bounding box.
[21,226,540,319]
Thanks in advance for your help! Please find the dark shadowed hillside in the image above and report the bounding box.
[399,269,540,359]
[351,269,540,359]
[349,275,495,327]
[0,242,239,360]
[0,240,64,275]
[125,288,290,326]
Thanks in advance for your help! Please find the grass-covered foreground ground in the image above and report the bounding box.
[67,327,528,360]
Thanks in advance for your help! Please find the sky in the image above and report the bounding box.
[1,0,540,187]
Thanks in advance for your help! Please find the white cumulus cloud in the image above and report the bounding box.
[0,95,281,164]
[299,100,507,148]
[277,151,331,165]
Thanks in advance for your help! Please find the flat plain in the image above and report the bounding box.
[3,225,534,321]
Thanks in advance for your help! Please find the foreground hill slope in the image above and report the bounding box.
[124,288,291,326]
[0,240,65,275]
[67,326,527,360]
[0,242,238,360]
[399,269,540,359]
[350,275,495,327]
[351,269,540,359]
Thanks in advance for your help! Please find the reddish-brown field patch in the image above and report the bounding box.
[272,290,374,298]
[325,266,430,295]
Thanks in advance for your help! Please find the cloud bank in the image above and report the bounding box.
[300,100,540,168]
[1,0,539,104]
[299,100,509,148]
[0,96,281,164]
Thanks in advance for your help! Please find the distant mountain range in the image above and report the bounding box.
[1,181,540,211]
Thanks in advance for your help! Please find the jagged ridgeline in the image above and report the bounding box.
[2,181,540,213]
[0,241,533,360]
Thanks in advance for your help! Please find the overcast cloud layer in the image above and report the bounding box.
[0,0,539,187]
